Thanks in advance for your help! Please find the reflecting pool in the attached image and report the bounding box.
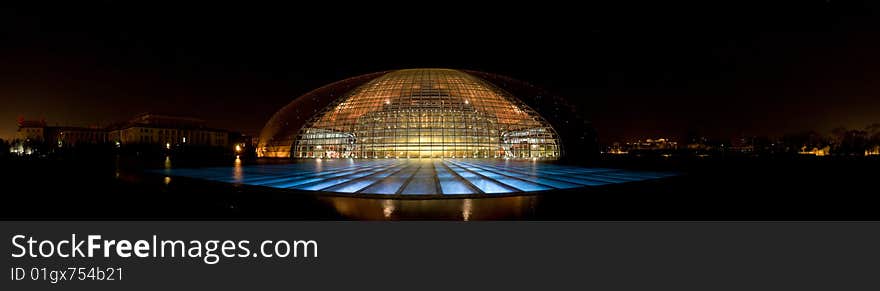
[158,159,676,197]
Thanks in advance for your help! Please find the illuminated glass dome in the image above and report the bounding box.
[258,69,560,159]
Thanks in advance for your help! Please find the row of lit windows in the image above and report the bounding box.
[316,115,543,124]
[112,127,227,145]
[135,127,223,136]
[314,108,544,126]
[297,136,554,143]
[58,132,106,139]
[295,150,558,159]
[301,128,556,135]
[294,70,559,159]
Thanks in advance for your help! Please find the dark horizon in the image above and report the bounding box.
[2,1,879,142]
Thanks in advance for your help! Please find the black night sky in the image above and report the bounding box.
[1,1,878,142]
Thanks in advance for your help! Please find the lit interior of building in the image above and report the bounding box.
[259,69,559,159]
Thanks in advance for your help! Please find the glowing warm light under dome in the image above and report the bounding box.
[258,69,561,160]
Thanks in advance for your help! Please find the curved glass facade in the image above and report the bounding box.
[257,71,387,158]
[291,69,559,159]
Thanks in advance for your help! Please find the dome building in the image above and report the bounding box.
[258,69,561,160]
[162,69,674,201]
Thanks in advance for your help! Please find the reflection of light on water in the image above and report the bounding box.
[323,196,538,220]
[233,157,243,183]
[462,199,473,221]
[164,156,172,169]
[114,155,121,179]
[382,200,395,218]
[164,176,171,185]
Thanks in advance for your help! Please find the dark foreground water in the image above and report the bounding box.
[1,155,877,220]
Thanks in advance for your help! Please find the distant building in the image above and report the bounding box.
[865,145,879,156]
[12,113,235,156]
[729,136,755,153]
[799,145,830,157]
[606,142,629,155]
[16,119,46,142]
[16,119,108,153]
[107,113,229,147]
[47,126,109,148]
[621,138,678,151]
[604,138,678,156]
[685,135,711,151]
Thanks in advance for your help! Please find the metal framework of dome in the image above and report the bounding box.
[258,69,560,159]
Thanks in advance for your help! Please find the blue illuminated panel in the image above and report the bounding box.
[443,163,514,194]
[159,159,676,196]
[434,161,476,195]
